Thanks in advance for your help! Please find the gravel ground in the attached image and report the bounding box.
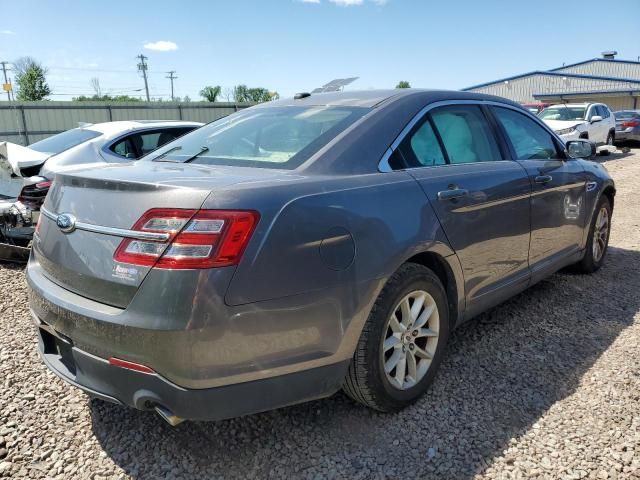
[1,148,639,480]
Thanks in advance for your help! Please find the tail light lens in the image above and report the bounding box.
[35,180,53,189]
[113,208,259,269]
[622,120,640,128]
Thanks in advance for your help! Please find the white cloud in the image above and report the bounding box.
[299,0,321,3]
[329,0,364,5]
[143,41,178,52]
[0,30,15,35]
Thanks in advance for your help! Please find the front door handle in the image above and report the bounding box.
[535,175,553,184]
[437,188,469,201]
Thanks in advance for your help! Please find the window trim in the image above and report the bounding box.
[378,100,568,172]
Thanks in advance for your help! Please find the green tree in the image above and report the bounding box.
[396,80,411,89]
[200,85,221,102]
[14,57,51,101]
[233,84,279,103]
[73,94,142,102]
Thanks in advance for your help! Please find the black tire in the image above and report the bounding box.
[572,195,612,273]
[600,132,615,156]
[342,263,450,412]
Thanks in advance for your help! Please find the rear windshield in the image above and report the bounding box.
[148,106,368,169]
[538,107,586,121]
[29,128,102,155]
[614,111,639,120]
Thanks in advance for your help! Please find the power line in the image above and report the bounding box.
[136,54,150,102]
[47,66,136,73]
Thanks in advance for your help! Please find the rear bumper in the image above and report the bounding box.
[33,312,349,421]
[26,247,381,420]
[615,128,640,142]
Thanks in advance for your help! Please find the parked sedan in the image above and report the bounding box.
[614,110,640,143]
[0,120,202,262]
[27,90,614,425]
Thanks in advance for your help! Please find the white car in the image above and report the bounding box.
[31,120,203,178]
[538,103,616,149]
[0,120,202,261]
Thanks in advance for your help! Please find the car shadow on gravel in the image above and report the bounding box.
[596,148,636,162]
[88,246,640,479]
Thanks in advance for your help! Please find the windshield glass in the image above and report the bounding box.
[538,107,587,121]
[29,128,102,154]
[148,106,368,169]
[614,111,639,120]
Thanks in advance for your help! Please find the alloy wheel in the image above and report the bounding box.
[592,206,609,262]
[382,290,439,390]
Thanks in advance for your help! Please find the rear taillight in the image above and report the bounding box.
[113,208,259,269]
[622,120,640,128]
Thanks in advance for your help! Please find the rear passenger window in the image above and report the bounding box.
[430,105,502,164]
[492,107,558,160]
[110,138,136,158]
[404,119,446,167]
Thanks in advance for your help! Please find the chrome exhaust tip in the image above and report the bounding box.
[154,405,185,427]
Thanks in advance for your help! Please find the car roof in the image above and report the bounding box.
[82,120,203,136]
[260,89,522,109]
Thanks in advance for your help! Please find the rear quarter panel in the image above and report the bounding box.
[201,172,455,307]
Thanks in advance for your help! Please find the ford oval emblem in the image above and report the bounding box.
[56,213,77,233]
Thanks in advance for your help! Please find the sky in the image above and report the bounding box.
[1,0,639,101]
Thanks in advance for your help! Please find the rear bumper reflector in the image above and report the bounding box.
[108,357,156,374]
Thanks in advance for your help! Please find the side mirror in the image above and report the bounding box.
[125,153,137,159]
[566,140,596,160]
[590,115,603,123]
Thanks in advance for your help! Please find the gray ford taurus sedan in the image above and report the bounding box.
[27,89,615,425]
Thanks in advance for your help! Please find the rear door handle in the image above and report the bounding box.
[535,175,552,184]
[437,188,469,201]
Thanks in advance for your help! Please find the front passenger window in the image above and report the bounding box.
[598,106,610,119]
[492,107,558,160]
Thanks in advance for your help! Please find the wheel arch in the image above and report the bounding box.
[602,184,616,210]
[404,251,464,328]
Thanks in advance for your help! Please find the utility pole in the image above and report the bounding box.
[1,62,11,101]
[166,71,177,101]
[136,54,150,101]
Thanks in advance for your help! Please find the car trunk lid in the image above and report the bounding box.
[33,161,264,308]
